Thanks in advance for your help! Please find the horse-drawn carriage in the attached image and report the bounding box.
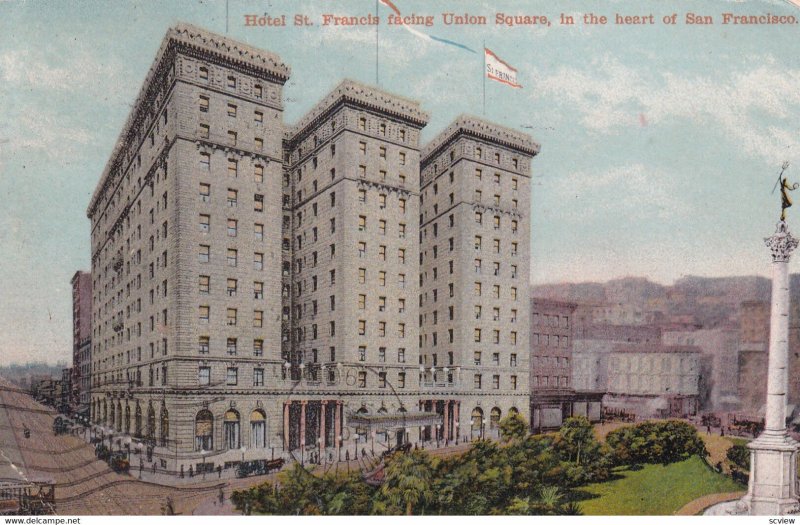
[235,458,285,478]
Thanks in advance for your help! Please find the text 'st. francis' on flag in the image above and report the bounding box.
[484,47,522,89]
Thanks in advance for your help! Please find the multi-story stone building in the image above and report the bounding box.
[87,23,289,469]
[280,80,439,452]
[71,270,92,408]
[605,344,701,418]
[86,24,537,473]
[419,117,537,439]
[529,298,575,432]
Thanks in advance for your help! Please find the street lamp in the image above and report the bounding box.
[435,424,441,448]
[124,436,132,462]
[337,434,343,462]
[201,449,208,480]
[455,421,460,443]
[482,418,488,440]
[240,445,246,464]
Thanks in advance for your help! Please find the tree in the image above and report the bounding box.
[726,444,750,471]
[375,450,434,515]
[498,412,528,441]
[606,420,708,466]
[555,416,595,465]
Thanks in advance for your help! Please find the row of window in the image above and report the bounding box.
[198,155,265,183]
[472,329,518,345]
[532,356,570,369]
[199,216,265,238]
[532,313,570,328]
[532,333,570,347]
[473,374,518,390]
[198,246,264,269]
[196,69,265,99]
[198,276,264,298]
[473,282,519,300]
[198,306,264,327]
[198,336,264,356]
[473,236,519,255]
[532,376,569,388]
[470,351,519,367]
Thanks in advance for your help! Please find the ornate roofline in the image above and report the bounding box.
[287,79,429,145]
[87,23,290,216]
[421,114,540,165]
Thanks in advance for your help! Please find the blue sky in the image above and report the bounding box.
[1,0,799,365]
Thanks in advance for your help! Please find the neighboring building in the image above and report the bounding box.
[529,299,576,432]
[604,344,702,418]
[663,325,740,410]
[419,116,537,439]
[738,301,769,413]
[572,324,661,394]
[71,270,92,408]
[86,24,537,472]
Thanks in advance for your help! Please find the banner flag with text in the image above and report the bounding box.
[484,48,522,88]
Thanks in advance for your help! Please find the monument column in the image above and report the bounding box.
[740,220,800,515]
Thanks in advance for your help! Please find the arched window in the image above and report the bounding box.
[125,404,131,434]
[490,407,502,429]
[160,405,169,447]
[471,407,483,433]
[109,402,116,430]
[250,409,266,449]
[224,409,240,449]
[102,399,108,425]
[509,407,519,416]
[116,401,123,432]
[147,403,156,441]
[195,410,214,451]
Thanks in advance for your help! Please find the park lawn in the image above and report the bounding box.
[577,456,744,515]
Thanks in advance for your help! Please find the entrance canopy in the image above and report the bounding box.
[347,410,442,430]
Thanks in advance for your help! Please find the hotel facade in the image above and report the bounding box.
[87,24,538,472]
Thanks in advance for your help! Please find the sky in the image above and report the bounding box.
[0,0,799,365]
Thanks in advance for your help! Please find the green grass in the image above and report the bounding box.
[725,436,750,447]
[576,456,744,515]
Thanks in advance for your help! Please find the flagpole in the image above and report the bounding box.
[376,0,380,86]
[482,40,486,116]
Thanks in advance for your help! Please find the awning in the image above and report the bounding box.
[347,410,442,429]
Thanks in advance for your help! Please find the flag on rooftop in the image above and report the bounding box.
[484,48,522,89]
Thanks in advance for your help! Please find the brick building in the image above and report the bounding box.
[71,270,92,408]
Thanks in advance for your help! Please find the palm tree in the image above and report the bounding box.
[377,450,433,515]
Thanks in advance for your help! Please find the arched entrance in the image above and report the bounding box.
[195,410,213,451]
[223,409,241,450]
[471,407,484,439]
[250,409,266,449]
[490,407,502,438]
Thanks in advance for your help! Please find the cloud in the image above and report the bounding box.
[530,55,800,163]
[0,47,126,95]
[547,163,689,221]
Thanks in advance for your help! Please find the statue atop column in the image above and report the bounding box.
[774,161,797,221]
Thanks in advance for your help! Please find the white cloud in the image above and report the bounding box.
[530,55,800,164]
[0,47,126,95]
[547,163,689,221]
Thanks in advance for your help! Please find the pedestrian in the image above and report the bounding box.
[218,488,224,504]
[721,427,725,437]
[217,465,222,478]
[180,464,184,478]
[189,465,194,478]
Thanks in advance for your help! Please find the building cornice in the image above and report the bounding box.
[287,79,429,146]
[421,114,540,166]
